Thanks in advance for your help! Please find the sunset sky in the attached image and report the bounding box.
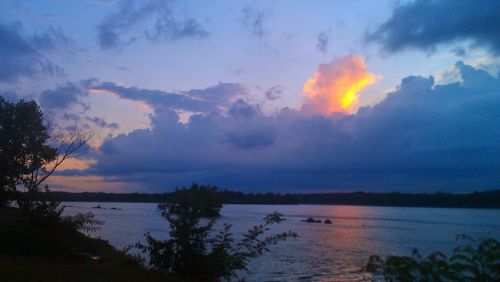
[1,0,499,193]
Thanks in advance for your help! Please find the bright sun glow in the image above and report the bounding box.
[302,55,375,115]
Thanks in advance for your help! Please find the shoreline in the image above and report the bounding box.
[27,189,500,209]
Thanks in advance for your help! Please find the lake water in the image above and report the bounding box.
[64,203,500,281]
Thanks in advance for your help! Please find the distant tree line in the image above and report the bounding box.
[34,189,500,208]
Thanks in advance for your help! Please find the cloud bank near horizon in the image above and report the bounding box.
[65,61,500,193]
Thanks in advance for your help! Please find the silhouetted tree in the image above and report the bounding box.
[0,97,100,233]
[138,187,297,281]
[0,97,93,209]
[0,98,56,206]
[17,128,93,210]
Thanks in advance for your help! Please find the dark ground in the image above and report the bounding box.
[0,207,185,282]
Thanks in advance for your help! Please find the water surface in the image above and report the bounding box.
[64,203,500,281]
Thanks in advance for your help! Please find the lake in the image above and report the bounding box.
[64,203,500,281]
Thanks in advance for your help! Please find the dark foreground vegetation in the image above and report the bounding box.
[134,186,297,281]
[0,206,174,282]
[0,192,295,281]
[366,235,500,281]
[38,188,500,209]
[0,98,176,281]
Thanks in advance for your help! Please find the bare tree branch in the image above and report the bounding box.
[34,130,94,187]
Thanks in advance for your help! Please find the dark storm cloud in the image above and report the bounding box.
[145,15,208,42]
[240,4,267,37]
[40,83,88,110]
[451,47,467,57]
[85,116,120,130]
[98,0,208,50]
[0,22,66,83]
[228,99,259,119]
[88,81,211,111]
[80,62,500,192]
[186,83,247,107]
[87,80,247,113]
[224,129,274,150]
[316,31,329,54]
[264,85,283,101]
[367,0,500,55]
[31,27,72,52]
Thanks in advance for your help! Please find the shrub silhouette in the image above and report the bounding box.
[138,185,297,281]
[366,235,500,281]
[169,184,223,217]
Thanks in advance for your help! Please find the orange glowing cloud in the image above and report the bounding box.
[57,158,96,170]
[90,87,152,111]
[46,175,133,192]
[89,88,120,97]
[301,55,375,115]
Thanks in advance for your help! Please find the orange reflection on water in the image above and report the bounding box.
[293,205,385,280]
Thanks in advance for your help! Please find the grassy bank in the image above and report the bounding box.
[0,207,181,282]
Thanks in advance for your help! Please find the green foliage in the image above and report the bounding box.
[0,206,103,258]
[20,186,103,235]
[0,208,173,282]
[0,97,57,206]
[170,184,223,217]
[144,195,216,275]
[207,212,297,280]
[1,97,92,211]
[0,97,98,232]
[30,202,103,234]
[138,190,297,281]
[366,236,500,281]
[0,256,175,282]
[449,235,500,281]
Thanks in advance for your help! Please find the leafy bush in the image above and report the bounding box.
[450,235,500,281]
[27,195,102,232]
[366,235,500,281]
[138,193,297,281]
[170,184,223,217]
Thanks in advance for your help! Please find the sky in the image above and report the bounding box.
[1,0,499,193]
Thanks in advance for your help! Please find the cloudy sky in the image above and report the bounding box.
[1,0,499,193]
